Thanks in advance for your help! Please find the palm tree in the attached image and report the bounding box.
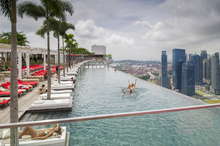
[18,0,73,100]
[0,0,18,145]
[64,33,77,66]
[36,18,75,83]
[60,23,75,76]
[0,31,30,46]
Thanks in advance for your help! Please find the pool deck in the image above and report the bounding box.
[0,66,73,125]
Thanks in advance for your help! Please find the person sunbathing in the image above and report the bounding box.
[70,77,75,84]
[19,123,61,140]
[0,99,5,103]
[39,84,47,94]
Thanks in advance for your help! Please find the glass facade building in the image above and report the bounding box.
[206,55,211,80]
[172,49,186,91]
[211,53,220,94]
[181,60,195,96]
[161,51,167,88]
[200,50,207,60]
[192,55,203,84]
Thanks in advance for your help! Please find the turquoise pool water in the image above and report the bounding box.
[22,66,220,146]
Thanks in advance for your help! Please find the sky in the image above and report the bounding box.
[1,0,220,61]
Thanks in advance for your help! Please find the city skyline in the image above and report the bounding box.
[1,0,220,60]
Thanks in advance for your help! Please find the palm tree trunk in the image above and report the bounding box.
[10,0,19,145]
[62,37,66,76]
[58,35,60,83]
[47,17,51,100]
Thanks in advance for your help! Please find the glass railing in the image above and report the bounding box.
[1,103,220,145]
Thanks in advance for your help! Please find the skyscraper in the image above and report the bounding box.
[206,54,211,81]
[203,59,207,79]
[181,60,195,96]
[161,51,167,88]
[211,53,220,95]
[200,50,207,60]
[172,49,186,91]
[192,55,203,84]
[189,54,193,61]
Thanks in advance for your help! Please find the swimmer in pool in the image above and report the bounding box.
[128,79,137,91]
[122,88,132,94]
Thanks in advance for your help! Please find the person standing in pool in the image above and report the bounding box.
[128,79,137,91]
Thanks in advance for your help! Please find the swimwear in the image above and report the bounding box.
[45,130,48,135]
[35,131,39,137]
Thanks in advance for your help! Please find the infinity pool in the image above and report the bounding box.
[21,66,220,146]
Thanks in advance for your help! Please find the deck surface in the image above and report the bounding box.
[0,67,69,125]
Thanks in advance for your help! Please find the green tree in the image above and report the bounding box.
[0,31,30,46]
[18,0,73,100]
[64,33,76,65]
[0,0,18,145]
[36,18,75,83]
[59,22,75,76]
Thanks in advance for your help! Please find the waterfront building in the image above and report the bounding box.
[181,60,195,96]
[189,54,193,61]
[161,51,167,88]
[192,55,203,84]
[210,53,220,94]
[167,76,171,89]
[200,50,207,60]
[172,49,186,91]
[91,45,106,54]
[156,76,161,86]
[206,55,211,81]
[203,59,207,79]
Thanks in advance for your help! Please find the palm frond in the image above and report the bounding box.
[36,25,47,38]
[0,0,17,19]
[17,1,46,20]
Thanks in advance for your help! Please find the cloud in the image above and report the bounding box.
[134,21,153,29]
[75,19,106,39]
[140,0,220,50]
[1,0,220,60]
[75,19,134,45]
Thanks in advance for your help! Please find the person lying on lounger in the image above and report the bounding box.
[70,77,76,84]
[19,123,61,140]
[0,99,5,103]
[39,84,47,94]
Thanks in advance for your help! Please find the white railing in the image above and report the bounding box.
[0,103,220,128]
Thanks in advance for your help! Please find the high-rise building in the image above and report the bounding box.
[200,50,207,60]
[210,53,220,95]
[189,54,193,61]
[156,76,161,86]
[192,55,203,84]
[181,60,195,96]
[161,51,167,88]
[206,55,211,80]
[172,49,186,91]
[203,59,207,79]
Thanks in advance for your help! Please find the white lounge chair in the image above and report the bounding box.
[1,127,67,146]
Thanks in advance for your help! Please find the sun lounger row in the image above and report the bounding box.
[0,99,10,109]
[0,79,38,97]
[28,64,44,71]
[33,69,47,76]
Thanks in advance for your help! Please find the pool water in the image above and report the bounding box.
[22,66,220,146]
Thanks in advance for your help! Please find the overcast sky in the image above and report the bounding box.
[1,0,220,60]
